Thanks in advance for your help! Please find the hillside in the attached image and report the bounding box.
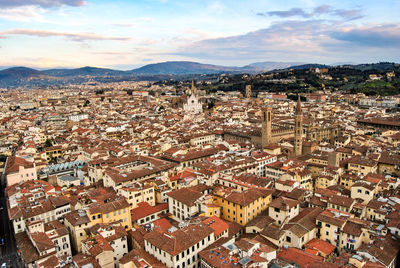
[0,67,44,79]
[0,61,398,90]
[245,61,305,72]
[198,62,400,96]
[128,61,243,75]
[44,66,125,77]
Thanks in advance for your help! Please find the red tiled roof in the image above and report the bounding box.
[202,215,229,237]
[131,202,168,221]
[169,169,197,182]
[278,247,324,268]
[305,238,336,256]
[5,156,34,173]
[150,218,171,232]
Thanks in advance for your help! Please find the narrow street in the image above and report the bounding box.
[0,185,23,268]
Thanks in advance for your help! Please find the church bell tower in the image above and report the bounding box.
[262,107,272,148]
[294,95,303,156]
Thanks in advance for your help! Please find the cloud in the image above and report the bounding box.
[0,29,131,41]
[0,1,85,22]
[172,20,400,63]
[258,5,363,20]
[331,8,363,20]
[173,20,328,61]
[313,5,331,15]
[92,51,133,55]
[0,0,85,8]
[260,8,313,18]
[0,6,45,21]
[330,24,400,47]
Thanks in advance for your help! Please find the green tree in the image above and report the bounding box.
[44,139,53,148]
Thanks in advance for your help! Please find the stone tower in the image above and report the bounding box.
[262,107,272,148]
[245,85,252,99]
[191,80,197,96]
[294,95,303,156]
[328,152,339,167]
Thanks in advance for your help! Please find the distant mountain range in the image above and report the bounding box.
[0,61,398,88]
[0,61,303,79]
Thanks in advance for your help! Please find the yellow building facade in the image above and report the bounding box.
[213,188,272,226]
[87,198,132,230]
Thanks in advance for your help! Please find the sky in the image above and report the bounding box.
[0,0,399,69]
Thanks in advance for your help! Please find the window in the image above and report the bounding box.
[286,236,291,242]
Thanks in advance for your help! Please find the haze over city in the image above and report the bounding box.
[0,0,400,69]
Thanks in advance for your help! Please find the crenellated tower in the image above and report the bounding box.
[262,107,272,148]
[294,95,303,156]
[245,85,251,99]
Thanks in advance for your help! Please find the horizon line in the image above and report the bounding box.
[1,60,398,72]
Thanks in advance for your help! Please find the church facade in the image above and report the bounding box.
[183,81,203,114]
[225,98,343,156]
